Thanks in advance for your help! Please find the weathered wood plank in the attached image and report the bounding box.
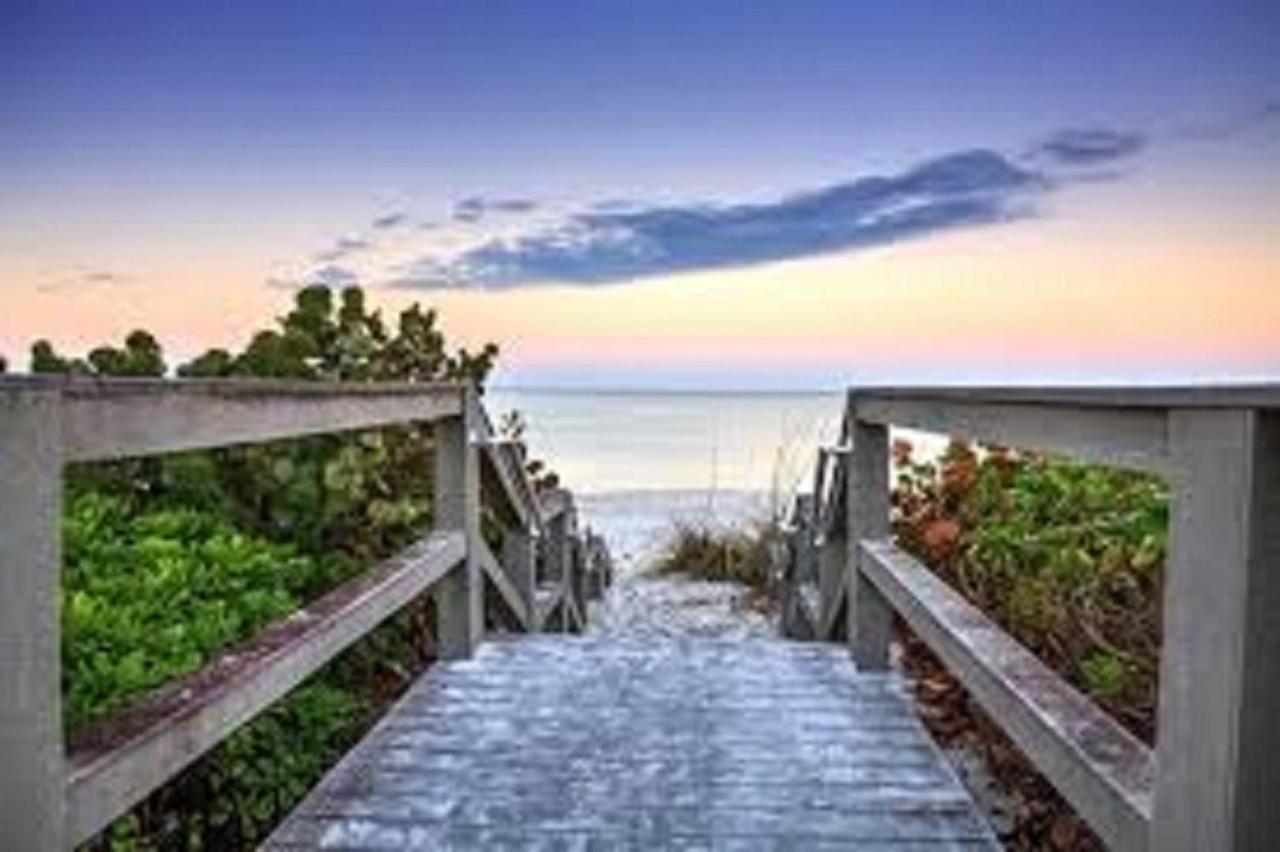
[854,395,1170,474]
[847,420,893,669]
[432,407,482,659]
[466,393,545,535]
[538,487,573,524]
[477,538,530,629]
[860,540,1153,852]
[66,530,465,845]
[533,585,562,631]
[1151,409,1280,851]
[850,382,1280,410]
[42,378,465,461]
[0,388,66,849]
[818,536,846,641]
[267,636,997,849]
[500,523,537,611]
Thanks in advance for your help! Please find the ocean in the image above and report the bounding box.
[486,389,844,572]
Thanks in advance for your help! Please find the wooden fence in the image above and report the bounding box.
[0,376,610,848]
[780,385,1279,852]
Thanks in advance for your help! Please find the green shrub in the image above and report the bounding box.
[35,284,555,848]
[62,491,351,731]
[66,489,437,850]
[893,440,1166,741]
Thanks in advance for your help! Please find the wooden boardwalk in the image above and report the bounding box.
[268,635,997,850]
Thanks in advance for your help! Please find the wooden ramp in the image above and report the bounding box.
[268,635,997,850]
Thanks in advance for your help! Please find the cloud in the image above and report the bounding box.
[371,212,408,229]
[453,196,539,223]
[394,149,1043,288]
[1027,128,1146,167]
[314,235,373,262]
[37,269,129,293]
[304,264,359,286]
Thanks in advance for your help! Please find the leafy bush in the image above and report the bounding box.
[29,284,568,848]
[28,285,512,848]
[37,286,495,564]
[62,491,352,730]
[65,478,442,850]
[892,439,1166,740]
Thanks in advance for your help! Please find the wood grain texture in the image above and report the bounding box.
[268,636,998,850]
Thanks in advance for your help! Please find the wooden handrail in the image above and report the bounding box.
[783,384,1280,852]
[0,377,611,849]
[66,531,466,844]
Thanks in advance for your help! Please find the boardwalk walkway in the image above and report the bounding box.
[268,634,997,849]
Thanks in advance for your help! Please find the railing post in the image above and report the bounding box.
[543,503,572,632]
[813,449,842,633]
[1151,409,1280,851]
[818,534,846,636]
[431,389,482,659]
[570,532,588,625]
[0,389,66,849]
[500,522,536,629]
[846,407,893,669]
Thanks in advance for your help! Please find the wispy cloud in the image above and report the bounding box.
[453,196,539,223]
[1026,128,1146,167]
[281,100,1270,292]
[304,264,359,286]
[315,235,373,262]
[371,211,408,229]
[37,269,130,293]
[395,149,1043,288]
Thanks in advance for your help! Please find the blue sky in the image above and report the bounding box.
[5,1,1274,196]
[1,1,1277,386]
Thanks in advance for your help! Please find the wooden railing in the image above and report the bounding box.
[781,385,1280,852]
[0,376,611,849]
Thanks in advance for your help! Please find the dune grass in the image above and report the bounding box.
[648,519,778,592]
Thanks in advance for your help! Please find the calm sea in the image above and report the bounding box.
[485,389,844,571]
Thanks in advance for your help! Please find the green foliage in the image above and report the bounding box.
[35,285,499,564]
[1080,652,1128,698]
[97,676,365,850]
[65,474,437,850]
[32,330,165,376]
[62,491,350,730]
[32,338,91,374]
[176,285,496,384]
[893,440,1166,740]
[40,284,506,848]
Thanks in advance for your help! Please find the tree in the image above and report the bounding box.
[32,331,164,376]
[179,285,498,388]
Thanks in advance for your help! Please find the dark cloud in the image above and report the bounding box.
[1027,128,1146,167]
[453,196,539,223]
[396,149,1043,288]
[371,212,408,229]
[315,235,373,262]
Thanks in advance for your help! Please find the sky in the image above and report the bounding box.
[2,0,1277,389]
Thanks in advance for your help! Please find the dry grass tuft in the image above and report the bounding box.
[648,519,777,591]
